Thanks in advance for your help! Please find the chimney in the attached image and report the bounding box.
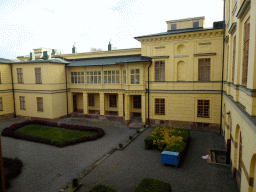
[30,52,35,60]
[43,51,51,60]
[108,41,112,51]
[72,45,77,54]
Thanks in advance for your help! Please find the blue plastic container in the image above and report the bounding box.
[161,151,181,167]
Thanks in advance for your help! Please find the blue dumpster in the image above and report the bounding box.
[161,151,181,167]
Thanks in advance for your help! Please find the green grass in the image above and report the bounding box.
[17,125,95,142]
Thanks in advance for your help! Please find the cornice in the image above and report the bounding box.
[194,53,216,57]
[228,22,237,34]
[138,30,223,43]
[237,0,251,19]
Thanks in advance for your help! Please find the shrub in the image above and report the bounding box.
[164,141,187,153]
[133,178,172,192]
[3,157,23,180]
[89,184,118,192]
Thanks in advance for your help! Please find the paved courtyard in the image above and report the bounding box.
[0,118,240,192]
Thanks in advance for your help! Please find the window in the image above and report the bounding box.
[226,45,229,81]
[242,18,250,86]
[232,36,236,83]
[0,71,1,84]
[123,70,126,84]
[171,24,176,30]
[197,100,210,118]
[87,71,101,84]
[0,97,2,111]
[130,69,140,84]
[88,94,94,106]
[104,70,120,84]
[193,21,199,28]
[17,68,23,83]
[155,61,165,81]
[37,97,43,111]
[35,68,42,84]
[20,96,26,110]
[155,98,165,115]
[133,95,141,109]
[198,58,210,81]
[71,72,84,84]
[109,94,117,107]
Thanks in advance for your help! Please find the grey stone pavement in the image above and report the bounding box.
[76,128,240,192]
[0,118,240,192]
[0,118,136,192]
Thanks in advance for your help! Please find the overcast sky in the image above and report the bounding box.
[0,0,223,59]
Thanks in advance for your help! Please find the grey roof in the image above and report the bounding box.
[16,58,69,64]
[0,58,19,64]
[134,27,220,39]
[66,55,151,67]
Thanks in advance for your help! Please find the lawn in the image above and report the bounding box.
[17,125,95,142]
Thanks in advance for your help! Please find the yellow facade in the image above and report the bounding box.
[222,0,256,191]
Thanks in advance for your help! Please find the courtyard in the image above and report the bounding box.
[0,118,239,192]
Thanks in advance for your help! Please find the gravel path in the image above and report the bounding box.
[0,118,136,192]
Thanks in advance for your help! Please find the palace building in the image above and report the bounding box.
[0,0,255,190]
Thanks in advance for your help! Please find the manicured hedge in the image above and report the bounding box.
[133,178,172,192]
[89,184,118,192]
[144,127,190,152]
[1,120,105,147]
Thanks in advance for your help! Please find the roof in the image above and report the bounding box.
[134,27,221,39]
[0,58,19,64]
[16,58,69,64]
[66,55,151,67]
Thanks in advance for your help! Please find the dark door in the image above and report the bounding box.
[73,95,77,112]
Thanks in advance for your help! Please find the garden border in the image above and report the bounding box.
[1,120,105,147]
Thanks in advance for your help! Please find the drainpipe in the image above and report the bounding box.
[220,0,226,135]
[147,62,152,126]
[65,64,69,118]
[10,63,16,118]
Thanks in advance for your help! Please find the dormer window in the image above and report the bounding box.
[171,24,177,30]
[193,21,199,28]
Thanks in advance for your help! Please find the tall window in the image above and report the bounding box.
[155,98,165,115]
[17,68,23,83]
[133,95,141,109]
[155,61,165,81]
[123,70,126,84]
[88,94,94,106]
[109,94,117,107]
[20,96,26,110]
[104,70,120,84]
[0,97,2,111]
[35,68,42,84]
[130,69,140,84]
[197,100,210,118]
[198,58,210,81]
[0,71,1,84]
[37,97,43,111]
[87,71,101,84]
[227,45,229,81]
[171,24,176,30]
[232,36,236,83]
[242,18,250,86]
[71,72,84,84]
[193,21,199,28]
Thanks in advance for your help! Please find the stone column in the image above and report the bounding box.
[100,92,105,116]
[141,93,146,125]
[125,94,131,125]
[68,91,73,114]
[83,92,88,114]
[118,93,124,117]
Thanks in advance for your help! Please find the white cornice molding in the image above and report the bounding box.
[138,29,223,43]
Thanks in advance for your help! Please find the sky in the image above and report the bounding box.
[0,0,224,59]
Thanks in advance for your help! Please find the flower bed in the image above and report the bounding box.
[133,178,172,192]
[1,120,105,147]
[144,127,190,167]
